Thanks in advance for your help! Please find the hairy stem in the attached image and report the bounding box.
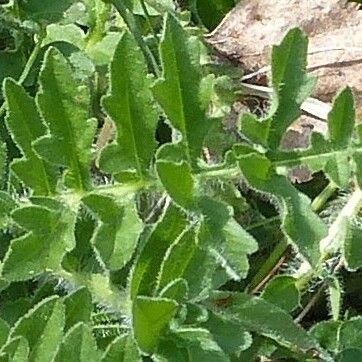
[311,182,338,213]
[295,186,362,289]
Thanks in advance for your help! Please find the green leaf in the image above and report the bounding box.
[0,50,24,94]
[156,156,195,209]
[206,292,323,356]
[240,113,269,148]
[63,287,92,331]
[354,150,362,189]
[327,276,342,321]
[0,143,6,189]
[99,32,158,179]
[309,320,342,354]
[33,47,96,191]
[10,296,64,362]
[238,153,326,266]
[339,317,362,350]
[197,197,230,238]
[196,0,235,30]
[217,218,258,280]
[18,0,75,23]
[0,297,31,327]
[153,339,189,362]
[337,348,362,362]
[153,14,209,166]
[261,276,300,313]
[86,32,122,66]
[327,87,355,149]
[269,88,356,188]
[156,225,198,293]
[0,337,29,362]
[343,223,362,271]
[130,202,187,299]
[83,194,142,270]
[0,319,9,347]
[132,296,178,354]
[102,335,141,362]
[2,201,76,281]
[55,322,101,362]
[202,312,252,354]
[267,28,315,149]
[0,191,17,229]
[4,78,57,195]
[168,327,228,361]
[43,24,85,49]
[159,278,188,303]
[143,0,175,13]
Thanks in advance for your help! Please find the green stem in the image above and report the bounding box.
[247,181,338,293]
[139,0,159,45]
[108,0,160,76]
[247,239,289,293]
[245,215,279,231]
[311,182,338,213]
[295,186,362,290]
[197,166,240,180]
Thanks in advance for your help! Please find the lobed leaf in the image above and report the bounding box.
[4,78,57,195]
[237,152,326,266]
[2,201,76,281]
[99,32,158,180]
[270,88,356,188]
[267,28,315,149]
[34,47,96,191]
[156,157,195,209]
[153,14,210,166]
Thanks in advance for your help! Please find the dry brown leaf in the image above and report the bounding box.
[207,0,362,116]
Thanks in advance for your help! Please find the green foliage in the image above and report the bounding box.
[153,14,210,167]
[99,32,158,180]
[34,47,96,190]
[0,1,361,360]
